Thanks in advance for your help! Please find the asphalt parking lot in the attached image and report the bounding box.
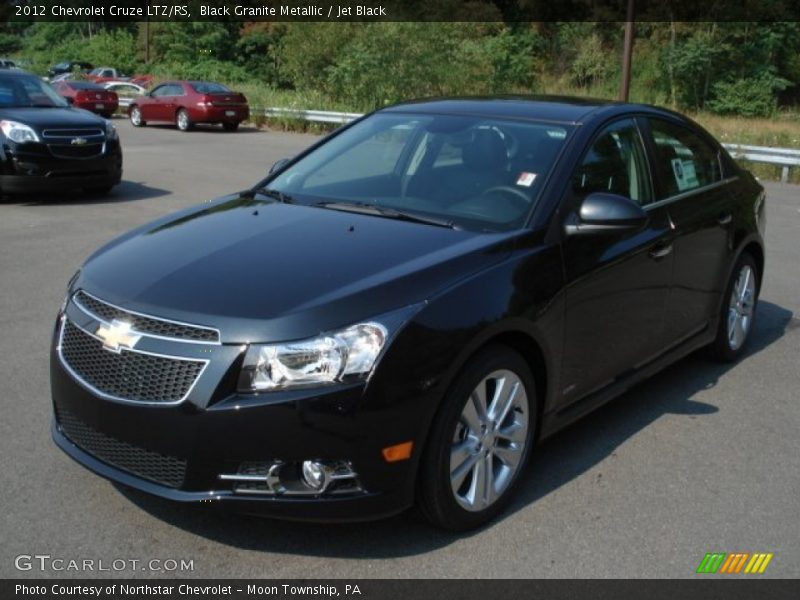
[1,119,798,579]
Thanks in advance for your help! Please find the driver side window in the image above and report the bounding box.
[573,119,652,205]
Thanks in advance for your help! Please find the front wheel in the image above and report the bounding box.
[176,109,192,131]
[417,345,536,530]
[709,253,759,362]
[129,106,145,127]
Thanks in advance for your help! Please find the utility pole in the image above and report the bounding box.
[619,0,635,102]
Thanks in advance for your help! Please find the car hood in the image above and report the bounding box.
[77,195,517,343]
[0,107,106,130]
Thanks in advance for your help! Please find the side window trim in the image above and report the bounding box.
[641,176,740,211]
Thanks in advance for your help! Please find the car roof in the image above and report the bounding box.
[0,69,36,79]
[380,96,674,126]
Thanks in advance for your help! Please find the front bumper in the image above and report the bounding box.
[0,140,122,193]
[49,310,424,521]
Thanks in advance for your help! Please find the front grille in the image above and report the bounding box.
[48,143,104,159]
[56,403,186,488]
[74,291,220,344]
[59,319,206,404]
[42,128,104,139]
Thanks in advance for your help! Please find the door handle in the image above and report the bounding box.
[717,212,732,226]
[649,242,673,260]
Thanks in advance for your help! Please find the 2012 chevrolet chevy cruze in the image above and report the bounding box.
[51,97,765,530]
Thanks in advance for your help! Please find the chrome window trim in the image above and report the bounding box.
[644,175,739,212]
[56,317,209,407]
[73,290,222,345]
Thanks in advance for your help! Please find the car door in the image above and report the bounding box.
[643,117,733,344]
[141,84,168,121]
[558,118,675,405]
[158,83,183,122]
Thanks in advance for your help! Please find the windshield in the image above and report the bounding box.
[0,75,68,108]
[267,112,570,231]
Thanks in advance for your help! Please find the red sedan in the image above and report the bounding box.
[52,80,119,118]
[128,80,249,132]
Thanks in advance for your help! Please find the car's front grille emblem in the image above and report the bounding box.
[95,319,141,353]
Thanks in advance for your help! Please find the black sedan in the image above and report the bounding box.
[0,70,122,195]
[50,97,765,530]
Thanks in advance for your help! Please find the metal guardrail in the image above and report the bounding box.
[722,144,800,183]
[261,107,363,124]
[259,107,800,183]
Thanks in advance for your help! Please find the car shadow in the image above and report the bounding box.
[143,124,260,134]
[7,180,171,205]
[116,300,794,558]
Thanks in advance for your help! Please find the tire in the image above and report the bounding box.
[129,106,145,127]
[417,345,537,530]
[222,122,240,132]
[708,253,759,362]
[176,109,192,132]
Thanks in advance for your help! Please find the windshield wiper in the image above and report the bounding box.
[315,201,458,229]
[250,187,295,203]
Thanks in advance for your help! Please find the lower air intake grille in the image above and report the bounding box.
[59,319,205,404]
[56,404,187,488]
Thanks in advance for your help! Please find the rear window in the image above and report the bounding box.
[68,81,105,91]
[190,82,231,94]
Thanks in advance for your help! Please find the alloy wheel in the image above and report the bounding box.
[177,110,189,131]
[450,369,529,511]
[727,264,756,351]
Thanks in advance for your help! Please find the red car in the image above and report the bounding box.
[128,80,249,132]
[52,80,119,118]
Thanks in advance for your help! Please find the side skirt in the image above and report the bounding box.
[538,326,716,441]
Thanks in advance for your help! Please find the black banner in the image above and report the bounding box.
[3,0,800,23]
[3,580,800,600]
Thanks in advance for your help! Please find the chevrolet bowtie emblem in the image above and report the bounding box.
[71,137,88,146]
[96,320,141,353]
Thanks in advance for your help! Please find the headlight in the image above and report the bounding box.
[0,120,40,143]
[238,322,389,392]
[105,120,118,140]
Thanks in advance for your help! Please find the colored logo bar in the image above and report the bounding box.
[697,552,773,574]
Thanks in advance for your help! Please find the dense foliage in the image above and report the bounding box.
[3,21,799,117]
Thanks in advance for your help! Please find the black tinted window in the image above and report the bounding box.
[648,118,721,198]
[573,119,652,205]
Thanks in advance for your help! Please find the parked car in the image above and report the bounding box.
[0,69,122,195]
[48,61,94,78]
[129,80,249,131]
[102,81,146,110]
[85,67,127,83]
[52,80,119,118]
[51,97,764,530]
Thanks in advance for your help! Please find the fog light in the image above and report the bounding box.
[302,460,329,491]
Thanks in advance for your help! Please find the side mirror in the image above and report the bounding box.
[269,158,290,174]
[565,192,648,235]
